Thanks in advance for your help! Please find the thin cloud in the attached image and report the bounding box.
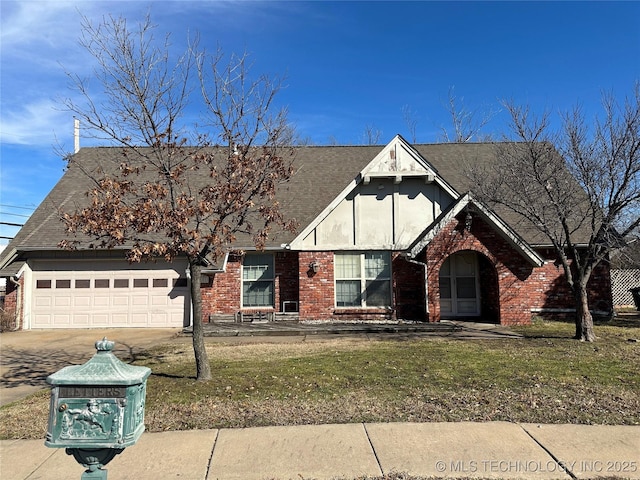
[0,99,72,146]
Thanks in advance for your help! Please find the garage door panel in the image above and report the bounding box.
[94,296,110,307]
[111,313,129,326]
[132,296,149,306]
[31,261,189,328]
[169,295,187,306]
[72,315,90,326]
[74,296,92,307]
[35,296,52,307]
[113,296,130,307]
[54,296,72,307]
[131,313,148,325]
[150,312,169,324]
[92,314,109,326]
[33,314,52,327]
[53,314,71,325]
[151,294,169,306]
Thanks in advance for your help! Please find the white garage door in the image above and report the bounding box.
[30,260,190,328]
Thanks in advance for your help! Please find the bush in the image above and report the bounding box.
[0,308,16,332]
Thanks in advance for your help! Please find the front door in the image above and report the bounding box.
[439,252,480,317]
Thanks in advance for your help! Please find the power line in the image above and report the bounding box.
[0,204,35,211]
[0,211,31,218]
[0,222,23,227]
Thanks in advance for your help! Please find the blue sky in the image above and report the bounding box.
[1,0,639,244]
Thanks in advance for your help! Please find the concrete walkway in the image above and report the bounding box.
[193,319,524,340]
[2,422,639,480]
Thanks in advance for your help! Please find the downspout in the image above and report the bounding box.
[404,254,429,321]
[8,275,22,331]
[185,266,193,327]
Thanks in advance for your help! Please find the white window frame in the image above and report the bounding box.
[334,251,392,308]
[241,253,275,308]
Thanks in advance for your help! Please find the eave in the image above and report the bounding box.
[407,192,544,267]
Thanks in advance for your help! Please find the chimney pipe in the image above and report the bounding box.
[74,118,80,153]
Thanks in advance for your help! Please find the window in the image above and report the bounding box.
[114,279,129,288]
[36,280,52,289]
[75,280,91,289]
[56,280,71,289]
[95,279,110,288]
[133,279,149,288]
[153,278,168,288]
[242,254,274,307]
[335,252,391,307]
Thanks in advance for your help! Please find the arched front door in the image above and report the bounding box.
[439,251,480,317]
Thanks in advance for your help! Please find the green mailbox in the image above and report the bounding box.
[45,337,151,479]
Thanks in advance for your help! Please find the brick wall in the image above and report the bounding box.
[196,215,613,325]
[298,251,335,320]
[423,212,613,325]
[2,276,20,329]
[276,251,299,311]
[393,253,427,321]
[201,251,300,321]
[202,253,242,319]
[424,212,535,324]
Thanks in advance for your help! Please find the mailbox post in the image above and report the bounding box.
[45,337,151,479]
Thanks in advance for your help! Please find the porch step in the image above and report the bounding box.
[207,314,236,323]
[208,312,300,323]
[238,311,275,323]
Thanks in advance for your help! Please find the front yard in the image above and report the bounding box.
[1,316,639,439]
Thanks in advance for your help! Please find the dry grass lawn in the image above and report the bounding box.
[1,316,639,441]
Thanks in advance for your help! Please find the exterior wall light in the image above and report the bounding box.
[465,211,473,232]
[309,261,319,273]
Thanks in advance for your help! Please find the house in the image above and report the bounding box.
[0,136,613,329]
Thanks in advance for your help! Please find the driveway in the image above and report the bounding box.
[0,328,186,406]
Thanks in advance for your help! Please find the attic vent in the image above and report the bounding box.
[389,149,396,160]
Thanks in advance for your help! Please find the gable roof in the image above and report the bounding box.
[0,138,583,269]
[0,145,381,268]
[407,192,544,267]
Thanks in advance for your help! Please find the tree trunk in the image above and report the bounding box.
[189,260,212,381]
[574,283,596,342]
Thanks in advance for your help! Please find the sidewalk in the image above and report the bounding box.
[2,422,638,480]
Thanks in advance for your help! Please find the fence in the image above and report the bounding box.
[611,269,640,307]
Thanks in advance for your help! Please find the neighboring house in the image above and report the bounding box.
[0,136,612,329]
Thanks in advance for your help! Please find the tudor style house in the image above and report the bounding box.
[0,136,612,329]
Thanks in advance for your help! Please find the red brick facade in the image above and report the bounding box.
[422,212,612,325]
[197,212,613,326]
[1,276,21,330]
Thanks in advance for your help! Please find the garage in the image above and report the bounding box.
[29,259,190,328]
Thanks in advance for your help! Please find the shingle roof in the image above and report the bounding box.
[1,145,381,262]
[413,142,553,245]
[0,141,579,269]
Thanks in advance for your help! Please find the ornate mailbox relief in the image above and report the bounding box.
[45,338,151,479]
[58,398,123,441]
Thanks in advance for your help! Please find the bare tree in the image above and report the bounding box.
[59,14,296,380]
[438,86,497,143]
[363,124,382,145]
[402,104,418,143]
[470,84,640,341]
